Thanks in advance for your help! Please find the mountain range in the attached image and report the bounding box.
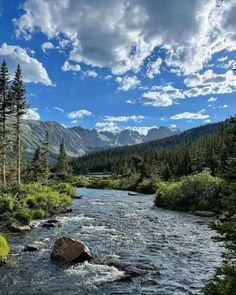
[21,120,180,159]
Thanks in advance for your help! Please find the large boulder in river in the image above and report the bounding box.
[51,237,92,263]
[7,219,31,232]
[42,219,62,228]
[194,211,216,217]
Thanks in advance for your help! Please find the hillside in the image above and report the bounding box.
[21,120,180,159]
[72,120,225,174]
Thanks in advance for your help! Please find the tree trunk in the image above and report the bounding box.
[16,115,21,186]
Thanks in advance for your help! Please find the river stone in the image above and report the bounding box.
[218,214,229,222]
[42,220,62,228]
[51,237,92,263]
[194,211,216,217]
[230,213,236,221]
[7,219,31,233]
[24,244,41,252]
[128,192,138,196]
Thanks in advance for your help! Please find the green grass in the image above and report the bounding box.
[0,235,10,262]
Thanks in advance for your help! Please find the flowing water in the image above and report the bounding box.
[0,188,222,295]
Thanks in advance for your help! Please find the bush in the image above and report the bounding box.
[137,178,157,194]
[0,194,14,215]
[31,208,46,219]
[155,170,224,211]
[15,208,32,224]
[0,235,10,262]
[49,182,76,196]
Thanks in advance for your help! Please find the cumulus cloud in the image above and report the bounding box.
[116,75,140,91]
[23,108,40,120]
[170,110,210,120]
[219,104,228,108]
[104,115,145,123]
[126,99,136,104]
[84,70,98,78]
[0,43,52,85]
[67,109,92,119]
[140,85,185,107]
[41,42,54,53]
[61,60,81,72]
[95,122,120,133]
[15,0,236,75]
[146,58,162,79]
[208,96,218,102]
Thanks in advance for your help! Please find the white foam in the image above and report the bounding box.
[80,225,116,234]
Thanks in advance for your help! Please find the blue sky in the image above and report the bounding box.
[0,0,236,134]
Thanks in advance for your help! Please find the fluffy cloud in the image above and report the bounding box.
[170,110,209,120]
[23,108,40,120]
[15,0,236,75]
[67,109,92,119]
[61,60,81,72]
[140,85,185,107]
[41,42,54,53]
[116,75,140,91]
[146,58,162,79]
[104,115,145,123]
[0,43,52,85]
[95,122,120,133]
[84,70,98,78]
[208,96,218,102]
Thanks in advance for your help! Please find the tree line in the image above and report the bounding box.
[0,60,71,188]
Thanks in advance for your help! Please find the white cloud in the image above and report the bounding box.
[146,58,162,79]
[140,85,185,107]
[84,70,98,78]
[208,96,218,102]
[68,109,92,119]
[23,108,40,120]
[126,99,136,104]
[116,75,140,91]
[15,0,236,75]
[53,106,64,113]
[104,115,145,123]
[170,110,210,120]
[0,43,52,85]
[219,104,228,108]
[61,60,81,72]
[41,42,54,53]
[95,122,120,133]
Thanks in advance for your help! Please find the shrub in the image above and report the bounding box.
[155,170,224,211]
[0,194,14,215]
[137,179,157,194]
[0,235,10,262]
[15,208,32,224]
[31,208,46,219]
[49,182,76,196]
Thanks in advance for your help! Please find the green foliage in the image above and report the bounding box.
[73,176,93,187]
[155,170,224,211]
[54,139,72,180]
[49,182,76,196]
[0,194,14,214]
[0,235,10,262]
[15,207,32,225]
[31,208,46,219]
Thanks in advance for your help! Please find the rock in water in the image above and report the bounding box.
[194,211,216,217]
[51,237,92,263]
[6,219,31,232]
[24,244,41,252]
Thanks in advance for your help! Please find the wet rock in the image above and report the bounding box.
[218,214,229,222]
[123,265,143,277]
[230,213,236,221]
[194,211,216,217]
[72,195,83,199]
[128,192,138,196]
[42,220,62,228]
[6,219,31,233]
[105,258,122,268]
[51,237,92,263]
[24,244,41,252]
[29,221,38,229]
[65,207,73,213]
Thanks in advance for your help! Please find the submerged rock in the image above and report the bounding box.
[128,192,138,196]
[51,237,92,263]
[7,219,31,233]
[230,213,236,221]
[217,214,229,222]
[194,211,216,217]
[24,244,42,252]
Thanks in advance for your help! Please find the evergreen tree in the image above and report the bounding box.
[31,146,43,182]
[40,131,50,182]
[11,64,28,185]
[55,139,71,179]
[0,60,13,187]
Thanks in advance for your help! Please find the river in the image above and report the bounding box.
[0,188,222,295]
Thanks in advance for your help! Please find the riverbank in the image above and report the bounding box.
[0,188,222,295]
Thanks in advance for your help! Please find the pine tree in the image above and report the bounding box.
[31,146,43,182]
[55,139,71,179]
[0,60,13,187]
[11,64,28,185]
[40,131,50,182]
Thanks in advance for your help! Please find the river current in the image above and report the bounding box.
[0,188,222,295]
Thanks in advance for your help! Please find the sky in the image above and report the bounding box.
[0,0,236,134]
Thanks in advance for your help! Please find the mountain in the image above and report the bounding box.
[21,120,180,159]
[72,120,225,174]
